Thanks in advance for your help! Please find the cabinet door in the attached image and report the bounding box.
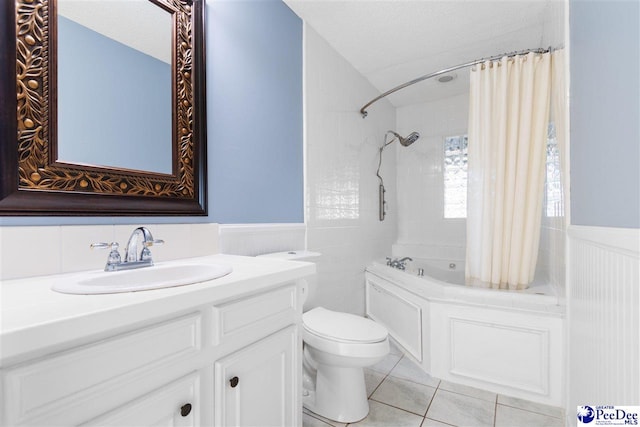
[214,326,298,427]
[82,372,200,427]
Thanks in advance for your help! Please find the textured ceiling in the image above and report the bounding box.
[285,0,562,108]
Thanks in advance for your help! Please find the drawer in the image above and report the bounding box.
[214,285,296,343]
[81,371,200,427]
[3,312,201,426]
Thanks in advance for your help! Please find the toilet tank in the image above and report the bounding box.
[257,251,320,311]
[257,250,320,261]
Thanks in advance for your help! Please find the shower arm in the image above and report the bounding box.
[376,131,398,182]
[359,47,552,118]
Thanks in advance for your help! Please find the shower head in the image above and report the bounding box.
[389,131,420,147]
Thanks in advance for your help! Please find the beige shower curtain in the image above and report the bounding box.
[465,52,551,290]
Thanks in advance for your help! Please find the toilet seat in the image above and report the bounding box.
[303,307,387,344]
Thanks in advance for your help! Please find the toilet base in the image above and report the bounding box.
[303,364,370,423]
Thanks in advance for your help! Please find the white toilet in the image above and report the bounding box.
[302,307,389,422]
[258,251,390,423]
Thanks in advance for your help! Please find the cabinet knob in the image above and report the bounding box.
[180,403,192,417]
[229,376,239,388]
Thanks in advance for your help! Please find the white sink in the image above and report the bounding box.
[52,263,233,294]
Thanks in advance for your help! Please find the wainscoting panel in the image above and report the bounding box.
[568,225,639,412]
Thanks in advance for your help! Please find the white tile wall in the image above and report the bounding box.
[304,25,397,315]
[0,223,219,280]
[395,93,469,256]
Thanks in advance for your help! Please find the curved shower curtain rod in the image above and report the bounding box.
[360,47,553,118]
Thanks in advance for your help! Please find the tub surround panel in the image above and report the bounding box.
[567,225,640,413]
[304,25,396,315]
[367,278,423,362]
[431,303,564,407]
[443,314,550,395]
[367,261,561,311]
[0,223,219,280]
[365,263,564,406]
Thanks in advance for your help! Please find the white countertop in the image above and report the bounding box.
[0,254,315,366]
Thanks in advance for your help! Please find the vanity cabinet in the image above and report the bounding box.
[1,278,304,427]
[214,326,297,427]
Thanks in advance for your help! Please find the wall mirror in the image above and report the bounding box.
[0,0,207,216]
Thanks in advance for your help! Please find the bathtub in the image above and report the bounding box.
[364,258,565,406]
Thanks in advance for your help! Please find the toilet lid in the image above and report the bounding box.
[303,307,388,343]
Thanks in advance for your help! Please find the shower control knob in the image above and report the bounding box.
[180,403,192,417]
[230,376,239,388]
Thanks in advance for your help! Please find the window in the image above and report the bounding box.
[443,135,468,219]
[545,123,563,217]
[442,125,561,219]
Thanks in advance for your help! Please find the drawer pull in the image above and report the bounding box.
[180,403,192,417]
[230,376,239,388]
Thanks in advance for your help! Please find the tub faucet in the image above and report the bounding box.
[91,227,164,271]
[387,257,412,270]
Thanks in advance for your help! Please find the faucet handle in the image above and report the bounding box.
[91,242,122,270]
[140,239,163,262]
[143,239,164,247]
[90,242,113,250]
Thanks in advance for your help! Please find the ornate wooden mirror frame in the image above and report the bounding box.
[0,0,207,216]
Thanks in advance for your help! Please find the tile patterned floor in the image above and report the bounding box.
[303,342,565,427]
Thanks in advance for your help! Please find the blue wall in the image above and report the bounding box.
[207,0,304,223]
[570,0,640,228]
[58,16,172,174]
[1,0,304,225]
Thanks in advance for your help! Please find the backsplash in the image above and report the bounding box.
[0,223,219,280]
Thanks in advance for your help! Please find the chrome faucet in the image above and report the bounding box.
[386,257,413,270]
[91,227,164,271]
[125,227,161,263]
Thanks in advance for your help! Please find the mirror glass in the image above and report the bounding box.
[56,0,173,174]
